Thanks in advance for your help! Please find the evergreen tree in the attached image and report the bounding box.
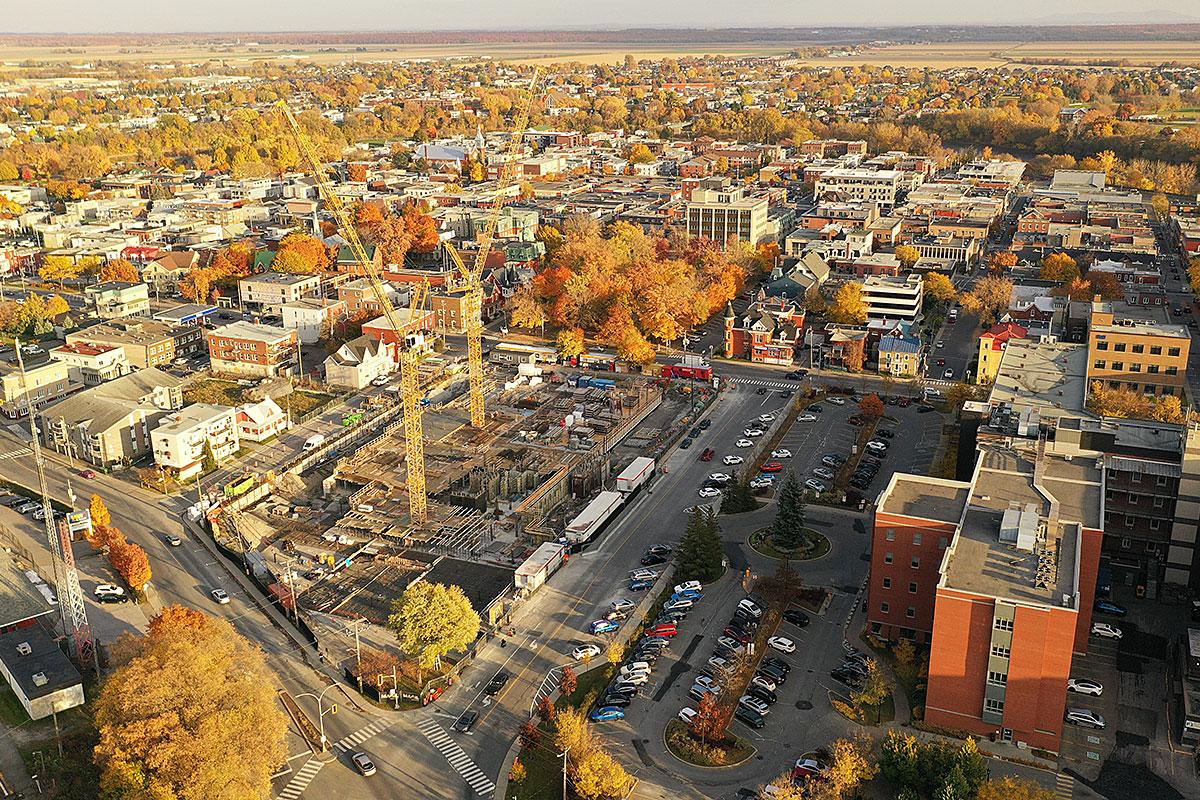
[720,471,757,514]
[771,472,807,551]
[201,440,218,473]
[676,509,724,583]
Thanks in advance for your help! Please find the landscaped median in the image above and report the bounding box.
[663,717,754,767]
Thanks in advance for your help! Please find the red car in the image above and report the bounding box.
[760,462,784,473]
[78,469,97,479]
[699,447,715,462]
[646,623,678,638]
[723,627,754,644]
[936,358,945,366]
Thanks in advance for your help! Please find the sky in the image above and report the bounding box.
[2,0,1188,34]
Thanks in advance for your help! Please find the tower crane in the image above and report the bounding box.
[447,68,541,428]
[278,103,433,524]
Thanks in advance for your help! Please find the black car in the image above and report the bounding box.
[757,664,787,684]
[780,390,794,398]
[713,644,737,660]
[761,656,791,673]
[831,667,865,688]
[452,711,478,733]
[783,609,810,627]
[597,693,632,708]
[810,404,824,413]
[746,685,777,705]
[755,387,767,395]
[918,405,935,413]
[733,706,766,729]
[689,427,702,438]
[699,419,711,430]
[876,428,895,439]
[640,553,668,567]
[679,438,693,449]
[606,682,640,697]
[484,671,510,695]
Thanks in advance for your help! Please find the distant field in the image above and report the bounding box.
[1,39,1199,68]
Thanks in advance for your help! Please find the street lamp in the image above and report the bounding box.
[295,683,340,751]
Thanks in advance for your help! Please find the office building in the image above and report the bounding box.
[685,178,770,247]
[861,274,924,323]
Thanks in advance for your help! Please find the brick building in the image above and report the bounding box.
[723,298,805,366]
[205,322,298,378]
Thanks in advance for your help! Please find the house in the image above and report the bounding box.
[324,335,394,390]
[67,317,205,369]
[281,298,346,345]
[151,403,240,479]
[723,297,805,366]
[237,272,320,312]
[236,397,290,443]
[877,335,923,377]
[85,281,151,319]
[764,252,830,300]
[817,326,871,371]
[48,342,129,386]
[141,250,198,295]
[361,307,437,358]
[976,322,1028,385]
[41,368,184,468]
[0,359,75,418]
[206,322,298,379]
[0,627,84,721]
[338,277,403,318]
[335,243,382,274]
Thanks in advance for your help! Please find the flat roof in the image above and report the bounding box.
[0,626,82,701]
[877,474,970,525]
[989,339,1089,419]
[207,321,294,344]
[152,303,218,324]
[422,557,513,617]
[0,555,54,629]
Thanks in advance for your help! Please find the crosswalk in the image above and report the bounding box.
[0,447,30,460]
[331,718,393,753]
[731,377,801,390]
[1055,772,1074,800]
[276,758,323,800]
[417,717,496,796]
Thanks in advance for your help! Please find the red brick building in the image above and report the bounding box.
[723,298,805,366]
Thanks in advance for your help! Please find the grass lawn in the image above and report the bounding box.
[0,687,29,727]
[183,378,248,407]
[557,664,615,712]
[664,719,755,767]
[749,528,830,561]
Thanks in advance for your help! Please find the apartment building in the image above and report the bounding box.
[0,359,74,418]
[861,274,924,322]
[281,298,346,345]
[205,322,298,379]
[338,277,403,318]
[66,317,204,370]
[799,139,868,158]
[151,403,240,479]
[1087,302,1190,397]
[238,272,320,311]
[42,368,183,468]
[685,178,770,247]
[877,335,923,377]
[976,322,1028,386]
[84,281,151,319]
[48,342,129,386]
[814,168,903,209]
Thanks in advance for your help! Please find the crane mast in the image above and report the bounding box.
[278,103,431,523]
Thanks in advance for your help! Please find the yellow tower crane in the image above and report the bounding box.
[278,102,432,523]
[446,68,541,428]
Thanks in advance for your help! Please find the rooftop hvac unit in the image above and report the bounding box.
[31,672,48,687]
[15,642,31,656]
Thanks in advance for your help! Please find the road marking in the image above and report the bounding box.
[331,718,394,753]
[417,718,496,795]
[1055,772,1074,800]
[275,757,323,800]
[0,447,30,460]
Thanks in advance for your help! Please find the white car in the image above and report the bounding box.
[698,487,722,498]
[771,449,792,458]
[735,439,754,448]
[707,473,732,483]
[611,598,636,613]
[749,477,775,489]
[211,588,230,605]
[767,636,796,654]
[664,598,694,612]
[827,397,846,405]
[723,455,745,466]
[1067,678,1104,697]
[1091,622,1122,640]
[370,375,390,387]
[865,440,888,453]
[618,671,650,685]
[1065,708,1105,729]
[572,644,602,660]
[758,413,776,422]
[629,569,659,581]
[743,428,764,437]
[750,674,778,693]
[678,707,698,725]
[936,341,945,349]
[796,414,817,422]
[943,369,954,379]
[674,581,702,594]
[804,479,828,493]
[93,584,127,603]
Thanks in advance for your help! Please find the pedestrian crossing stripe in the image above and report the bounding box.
[1055,772,1074,800]
[332,718,394,753]
[0,448,30,460]
[276,758,323,800]
[733,377,800,390]
[418,717,496,796]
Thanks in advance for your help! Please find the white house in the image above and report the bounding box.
[150,403,239,479]
[236,397,290,443]
[323,335,393,390]
[281,298,346,345]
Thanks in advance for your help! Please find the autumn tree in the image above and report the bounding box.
[822,735,880,799]
[894,244,920,268]
[987,250,1018,272]
[690,691,725,744]
[274,232,329,273]
[38,255,81,288]
[388,581,481,671]
[1040,252,1079,283]
[572,747,634,800]
[94,607,287,800]
[1150,192,1171,218]
[851,659,892,723]
[100,259,141,283]
[111,540,152,592]
[89,493,111,529]
[44,294,70,318]
[828,282,868,324]
[556,327,586,359]
[923,272,956,306]
[536,695,556,723]
[859,393,885,419]
[844,338,866,373]
[960,275,1013,326]
[802,285,827,315]
[978,776,1055,800]
[627,143,655,164]
[508,284,546,332]
[559,665,578,698]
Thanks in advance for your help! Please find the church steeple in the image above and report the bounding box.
[474,124,486,156]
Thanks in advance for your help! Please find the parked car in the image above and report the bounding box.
[805,479,828,493]
[707,473,732,484]
[93,584,128,604]
[761,656,791,674]
[735,439,754,448]
[678,707,698,724]
[640,553,668,567]
[674,581,702,594]
[1065,708,1106,729]
[783,609,810,627]
[749,477,776,489]
[821,454,846,467]
[689,427,702,438]
[484,671,510,695]
[78,469,97,479]
[796,413,817,422]
[743,428,764,437]
[760,461,784,473]
[452,711,479,733]
[599,693,633,708]
[771,449,792,458]
[1091,622,1123,640]
[767,636,796,654]
[628,569,659,581]
[716,636,745,653]
[590,619,620,635]
[738,695,771,716]
[611,598,636,613]
[628,579,654,592]
[723,455,745,465]
[723,627,754,644]
[1067,678,1104,697]
[679,438,693,449]
[813,467,835,480]
[646,544,673,556]
[646,623,679,637]
[700,447,715,462]
[746,685,777,705]
[876,428,895,439]
[750,674,778,693]
[699,419,711,430]
[943,369,954,379]
[590,706,626,722]
[688,685,718,702]
[733,706,766,729]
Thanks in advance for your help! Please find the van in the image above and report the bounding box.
[646,623,678,638]
[737,598,763,619]
[303,434,326,451]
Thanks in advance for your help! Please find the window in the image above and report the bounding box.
[994,618,1013,631]
[988,671,1008,686]
[1093,360,1106,369]
[911,557,920,569]
[985,698,1005,714]
[1148,364,1160,374]
[909,581,918,594]
[991,645,1011,659]
[880,602,890,614]
[885,528,896,541]
[1150,519,1162,531]
[1133,344,1145,354]
[1096,341,1109,351]
[884,552,894,565]
[1130,363,1142,373]
[1129,494,1139,505]
[882,577,892,589]
[1167,366,1179,376]
[1151,346,1162,355]
[1112,362,1124,371]
[1154,496,1165,508]
[906,606,916,618]
[912,532,923,546]
[1115,342,1127,352]
[1169,347,1181,357]
[1121,536,1132,548]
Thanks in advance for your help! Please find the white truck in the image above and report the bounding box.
[303,433,326,451]
[564,490,625,546]
[615,456,656,495]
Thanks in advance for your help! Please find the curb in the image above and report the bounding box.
[660,720,757,771]
[491,735,523,799]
